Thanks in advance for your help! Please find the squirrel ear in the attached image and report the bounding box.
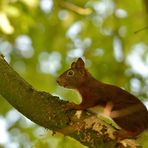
[71,62,76,68]
[76,58,85,68]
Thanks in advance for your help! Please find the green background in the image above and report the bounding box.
[0,0,148,147]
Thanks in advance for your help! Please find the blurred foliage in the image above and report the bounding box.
[0,0,148,147]
[34,132,86,148]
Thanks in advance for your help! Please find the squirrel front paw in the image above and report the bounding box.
[64,103,77,111]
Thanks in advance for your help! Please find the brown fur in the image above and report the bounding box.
[57,58,148,139]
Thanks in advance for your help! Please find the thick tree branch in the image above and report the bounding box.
[0,56,139,148]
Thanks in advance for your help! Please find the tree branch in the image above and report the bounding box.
[0,56,139,148]
[58,1,92,15]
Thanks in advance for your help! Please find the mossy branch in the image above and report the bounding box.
[0,56,139,148]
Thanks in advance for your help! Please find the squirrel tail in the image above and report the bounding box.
[113,109,148,138]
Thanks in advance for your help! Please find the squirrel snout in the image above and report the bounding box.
[56,78,62,85]
[57,78,66,87]
[56,79,60,84]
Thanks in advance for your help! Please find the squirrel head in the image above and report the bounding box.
[57,58,88,89]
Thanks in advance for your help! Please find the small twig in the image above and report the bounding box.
[134,26,148,34]
[59,1,92,15]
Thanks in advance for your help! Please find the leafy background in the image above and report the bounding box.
[0,0,148,147]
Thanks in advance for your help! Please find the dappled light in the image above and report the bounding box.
[127,43,148,77]
[0,12,14,34]
[115,8,128,18]
[113,36,124,62]
[0,0,148,147]
[38,51,61,74]
[0,117,9,144]
[15,35,34,58]
[40,0,53,13]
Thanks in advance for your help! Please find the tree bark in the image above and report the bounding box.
[0,55,139,148]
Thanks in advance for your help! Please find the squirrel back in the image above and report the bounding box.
[57,58,148,139]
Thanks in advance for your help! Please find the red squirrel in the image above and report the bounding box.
[57,58,148,139]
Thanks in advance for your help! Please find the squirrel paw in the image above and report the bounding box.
[114,130,138,140]
[64,103,76,112]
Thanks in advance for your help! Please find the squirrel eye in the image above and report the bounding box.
[67,70,74,77]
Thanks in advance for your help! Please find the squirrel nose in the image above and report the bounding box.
[56,79,60,84]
